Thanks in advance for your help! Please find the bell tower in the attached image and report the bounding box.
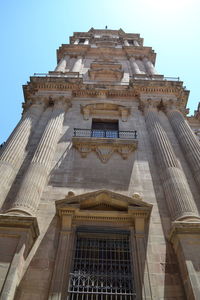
[0,28,200,299]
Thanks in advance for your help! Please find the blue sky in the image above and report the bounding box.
[0,0,199,143]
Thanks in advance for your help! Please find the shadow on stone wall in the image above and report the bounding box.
[49,145,136,192]
[14,217,59,300]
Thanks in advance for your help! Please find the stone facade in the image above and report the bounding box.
[0,28,200,300]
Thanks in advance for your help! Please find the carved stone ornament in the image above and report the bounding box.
[55,189,152,228]
[72,137,138,163]
[80,103,131,121]
[89,62,123,81]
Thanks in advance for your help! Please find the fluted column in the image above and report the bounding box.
[54,55,69,72]
[129,57,142,74]
[167,107,200,189]
[71,56,82,72]
[145,105,199,221]
[0,102,44,209]
[143,57,157,75]
[7,100,69,215]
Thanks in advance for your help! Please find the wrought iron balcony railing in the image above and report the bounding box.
[74,128,137,139]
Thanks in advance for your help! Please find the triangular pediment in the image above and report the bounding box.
[56,190,152,212]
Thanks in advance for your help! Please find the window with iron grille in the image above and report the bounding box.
[67,228,136,300]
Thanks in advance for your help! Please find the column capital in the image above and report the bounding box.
[139,99,160,113]
[166,101,189,116]
[54,96,72,110]
[41,95,72,110]
[22,96,47,113]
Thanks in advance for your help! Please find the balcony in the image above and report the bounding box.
[72,128,138,163]
[74,128,137,139]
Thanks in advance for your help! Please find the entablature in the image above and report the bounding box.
[56,44,157,63]
[23,76,189,111]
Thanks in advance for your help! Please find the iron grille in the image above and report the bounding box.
[73,129,137,139]
[67,232,136,300]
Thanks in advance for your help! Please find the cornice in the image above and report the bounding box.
[23,76,189,109]
[56,189,152,231]
[57,44,157,62]
[169,221,200,245]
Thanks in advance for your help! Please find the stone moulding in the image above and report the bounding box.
[80,103,131,121]
[55,189,152,230]
[88,62,123,82]
[169,221,200,243]
[48,190,152,299]
[0,214,39,242]
[72,137,138,163]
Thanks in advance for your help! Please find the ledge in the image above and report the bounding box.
[72,136,138,163]
[0,214,39,241]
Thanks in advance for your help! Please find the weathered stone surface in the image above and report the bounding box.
[145,105,199,221]
[1,28,199,300]
[0,103,44,209]
[168,108,200,190]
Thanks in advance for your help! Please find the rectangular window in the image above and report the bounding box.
[67,228,136,299]
[91,119,119,138]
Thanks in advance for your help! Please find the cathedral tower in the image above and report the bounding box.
[0,28,200,300]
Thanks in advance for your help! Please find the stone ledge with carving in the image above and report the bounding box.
[89,62,123,81]
[72,137,138,163]
[80,103,131,121]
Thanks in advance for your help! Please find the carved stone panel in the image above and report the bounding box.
[72,137,138,163]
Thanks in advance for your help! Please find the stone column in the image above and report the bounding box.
[136,60,146,74]
[133,40,140,46]
[167,107,200,189]
[54,55,69,72]
[145,104,199,221]
[0,102,44,209]
[7,100,69,216]
[124,40,129,46]
[71,56,82,72]
[143,57,157,75]
[129,57,142,74]
[84,39,89,45]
